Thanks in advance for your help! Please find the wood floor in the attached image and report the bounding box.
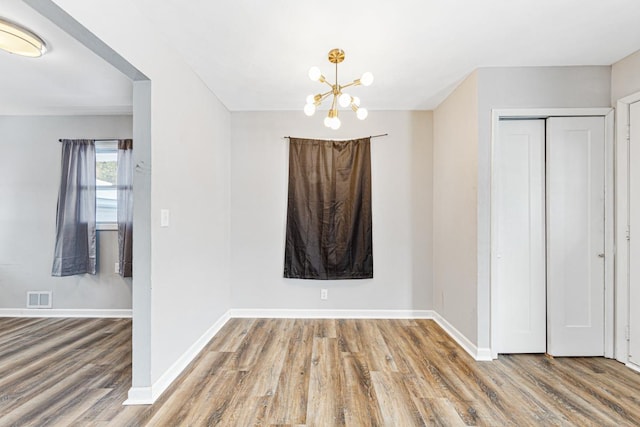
[1,317,640,426]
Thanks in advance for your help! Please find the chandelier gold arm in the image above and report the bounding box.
[312,90,333,105]
[339,79,361,91]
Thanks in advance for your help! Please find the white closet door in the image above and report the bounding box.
[546,116,605,357]
[629,101,640,366]
[494,119,546,353]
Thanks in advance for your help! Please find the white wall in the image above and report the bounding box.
[230,111,432,312]
[0,115,132,311]
[433,71,479,343]
[612,49,640,104]
[47,0,232,396]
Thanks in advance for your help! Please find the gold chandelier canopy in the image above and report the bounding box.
[304,48,373,130]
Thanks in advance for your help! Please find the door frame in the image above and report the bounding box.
[615,92,640,370]
[490,108,615,360]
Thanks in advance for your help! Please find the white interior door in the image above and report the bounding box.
[494,119,546,353]
[546,116,605,357]
[628,101,640,366]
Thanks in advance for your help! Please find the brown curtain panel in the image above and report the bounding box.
[284,137,373,279]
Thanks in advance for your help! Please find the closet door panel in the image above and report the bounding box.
[494,119,546,353]
[546,116,605,357]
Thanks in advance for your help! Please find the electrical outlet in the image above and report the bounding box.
[115,262,120,274]
[321,289,328,300]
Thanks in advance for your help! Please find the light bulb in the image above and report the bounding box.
[351,96,361,107]
[338,93,351,108]
[308,66,322,81]
[330,117,341,130]
[304,103,316,116]
[356,108,368,120]
[360,72,374,86]
[324,116,332,127]
[306,94,315,104]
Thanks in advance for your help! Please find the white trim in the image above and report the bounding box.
[616,91,640,365]
[616,100,631,364]
[626,362,640,374]
[492,107,613,119]
[229,308,435,319]
[0,308,132,318]
[96,223,118,231]
[604,109,616,358]
[124,310,231,405]
[431,312,492,361]
[490,107,615,359]
[122,387,152,406]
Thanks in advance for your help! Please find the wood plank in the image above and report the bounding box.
[342,353,385,426]
[306,337,346,426]
[2,318,640,426]
[314,318,337,339]
[335,318,363,353]
[213,319,294,425]
[370,370,425,426]
[208,317,255,352]
[267,319,314,425]
[354,319,398,372]
[413,397,467,427]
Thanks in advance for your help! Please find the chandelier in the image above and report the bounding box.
[304,48,373,130]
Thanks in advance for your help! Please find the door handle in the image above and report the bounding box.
[598,253,605,258]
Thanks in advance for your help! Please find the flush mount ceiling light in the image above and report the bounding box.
[304,48,373,130]
[0,17,47,58]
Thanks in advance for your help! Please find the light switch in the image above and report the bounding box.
[160,209,170,227]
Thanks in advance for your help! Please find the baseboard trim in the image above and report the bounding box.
[0,308,132,318]
[122,387,153,406]
[124,310,231,406]
[626,362,640,374]
[431,312,492,361]
[229,308,436,319]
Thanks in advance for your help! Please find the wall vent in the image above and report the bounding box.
[26,291,52,309]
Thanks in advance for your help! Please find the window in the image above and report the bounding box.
[95,140,118,228]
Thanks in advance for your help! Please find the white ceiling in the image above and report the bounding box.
[0,0,132,115]
[3,0,640,114]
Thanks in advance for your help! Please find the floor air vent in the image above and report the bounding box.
[27,291,52,309]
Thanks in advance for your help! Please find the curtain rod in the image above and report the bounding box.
[58,138,122,142]
[283,133,388,140]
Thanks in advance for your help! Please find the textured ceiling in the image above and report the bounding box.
[2,0,640,114]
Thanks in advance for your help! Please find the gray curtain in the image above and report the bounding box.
[52,139,96,276]
[117,139,133,277]
[284,137,373,279]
